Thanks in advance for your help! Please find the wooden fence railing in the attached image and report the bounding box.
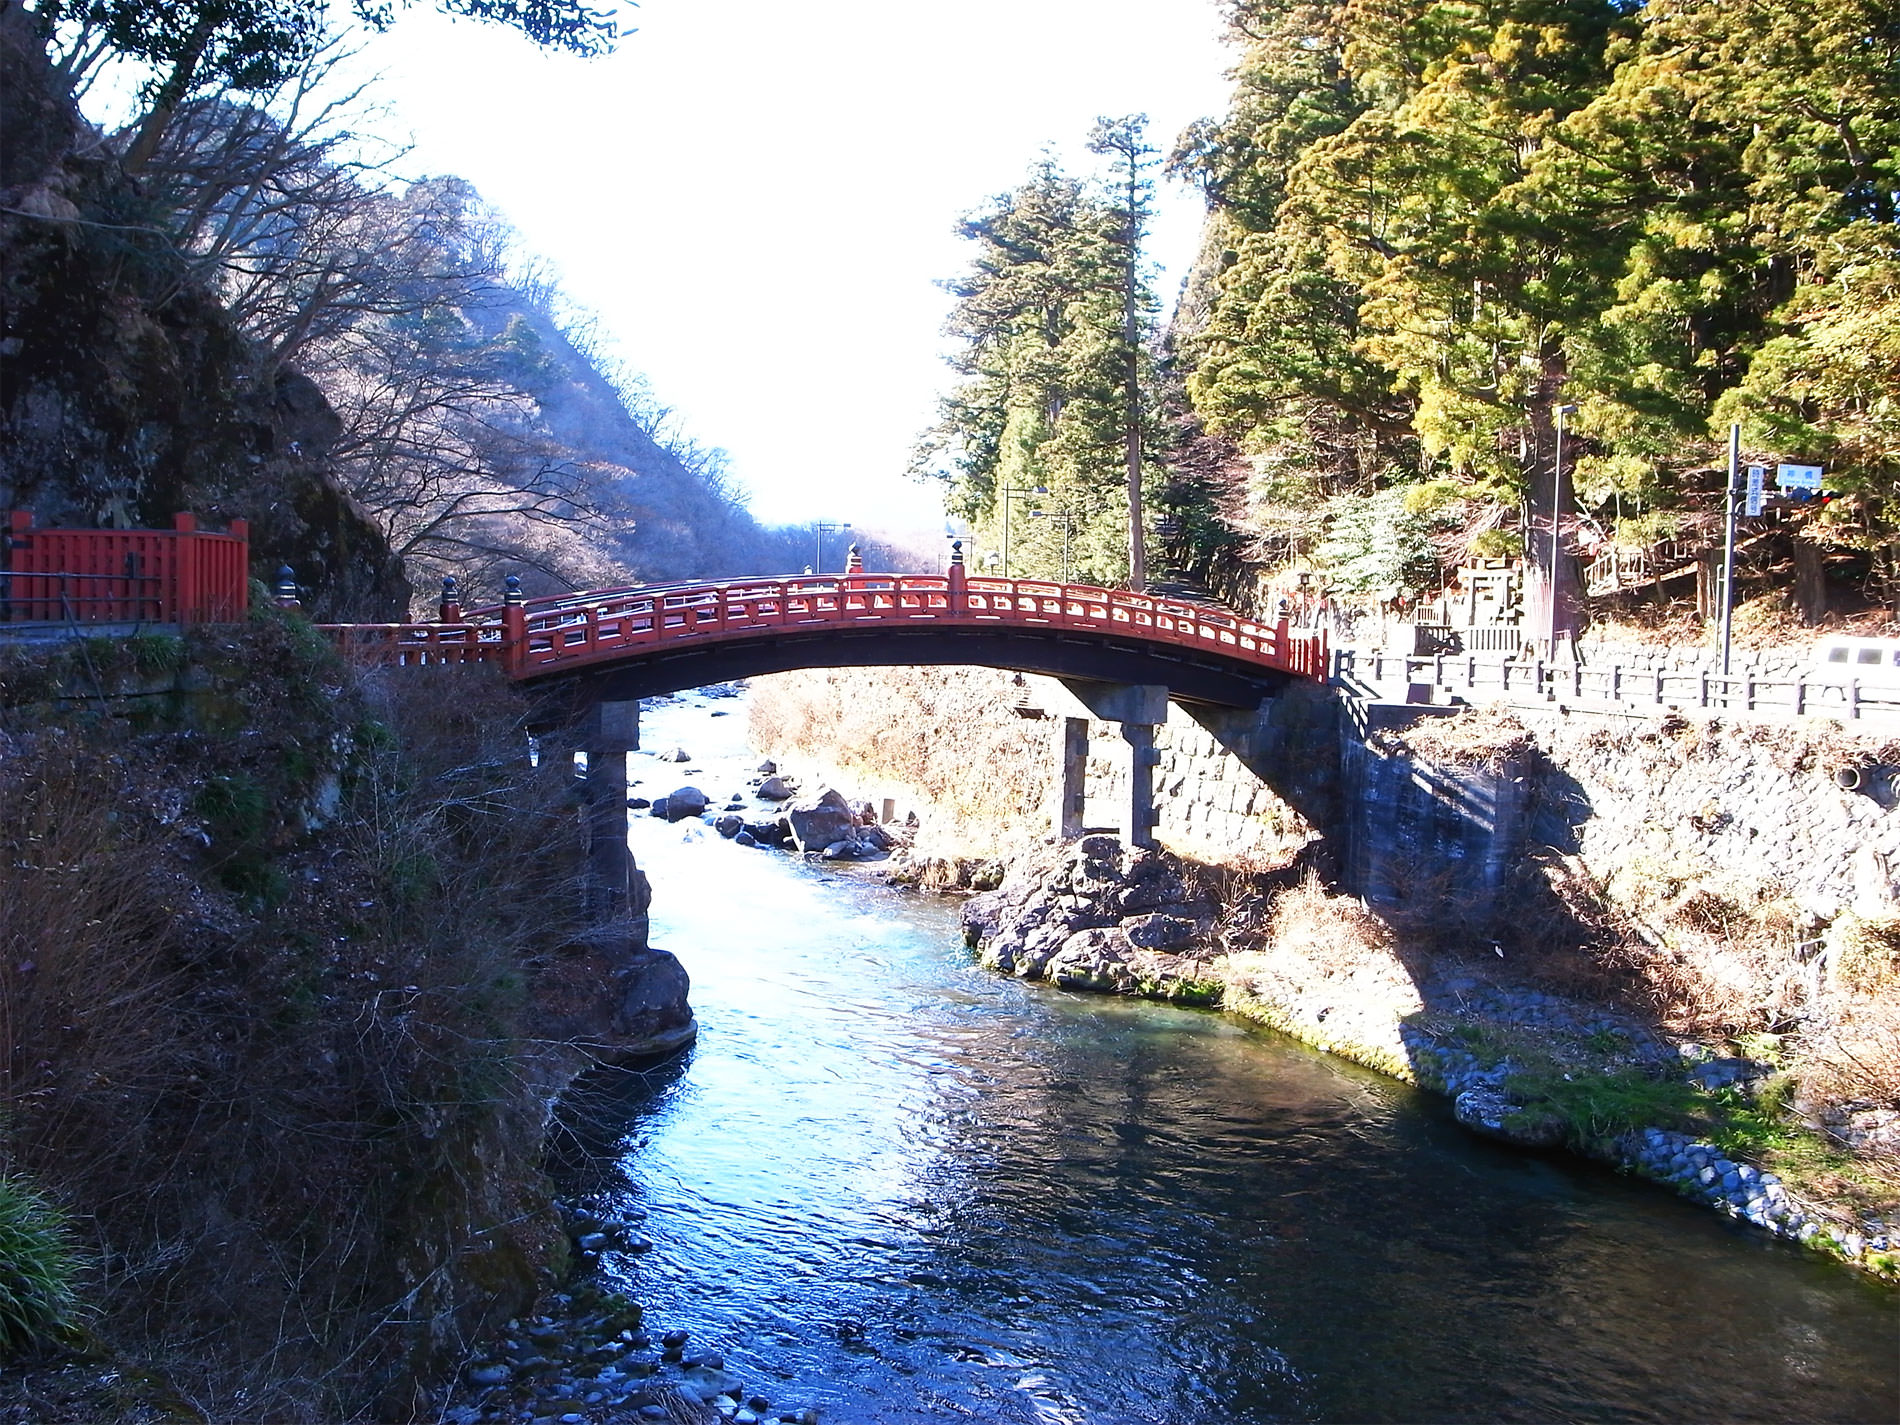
[4,511,250,624]
[322,569,1331,685]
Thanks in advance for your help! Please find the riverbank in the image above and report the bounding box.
[479,687,1898,1422]
[955,833,1899,1281]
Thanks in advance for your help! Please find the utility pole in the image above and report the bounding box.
[1719,422,1740,676]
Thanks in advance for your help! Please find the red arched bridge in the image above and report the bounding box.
[319,558,1328,708]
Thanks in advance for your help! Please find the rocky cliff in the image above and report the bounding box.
[0,9,406,618]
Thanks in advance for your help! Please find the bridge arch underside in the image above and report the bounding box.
[525,624,1291,711]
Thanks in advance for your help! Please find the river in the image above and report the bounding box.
[556,689,1898,1424]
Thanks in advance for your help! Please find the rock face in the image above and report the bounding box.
[961,836,1221,1003]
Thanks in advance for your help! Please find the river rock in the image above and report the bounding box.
[715,813,744,839]
[964,836,1214,995]
[787,788,858,852]
[679,1366,744,1402]
[666,786,710,820]
[733,829,758,848]
[628,796,651,809]
[659,747,691,763]
[756,760,778,774]
[1453,1085,1567,1148]
[859,823,894,852]
[757,775,793,800]
[1123,911,1205,951]
[649,797,671,819]
[744,818,791,847]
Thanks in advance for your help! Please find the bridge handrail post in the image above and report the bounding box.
[948,540,967,614]
[501,575,527,675]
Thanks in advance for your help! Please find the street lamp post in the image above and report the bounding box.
[814,520,851,574]
[1550,404,1578,657]
[999,485,1047,577]
[1028,508,1077,583]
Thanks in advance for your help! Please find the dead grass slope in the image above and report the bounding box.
[0,617,591,1419]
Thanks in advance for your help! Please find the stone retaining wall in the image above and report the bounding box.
[1514,707,1899,922]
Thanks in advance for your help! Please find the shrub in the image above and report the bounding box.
[0,1176,87,1355]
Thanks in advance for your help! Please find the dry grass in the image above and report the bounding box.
[1377,704,1535,774]
[1798,1002,1900,1113]
[0,635,580,1418]
[749,667,1054,857]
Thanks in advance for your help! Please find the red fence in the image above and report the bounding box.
[321,568,1329,686]
[4,511,251,624]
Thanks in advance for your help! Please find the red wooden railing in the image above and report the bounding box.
[4,511,250,624]
[320,564,1329,685]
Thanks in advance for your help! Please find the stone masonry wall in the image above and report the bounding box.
[1072,679,1340,867]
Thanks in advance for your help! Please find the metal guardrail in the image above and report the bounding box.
[1335,648,1900,724]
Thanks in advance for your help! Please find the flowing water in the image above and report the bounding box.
[561,691,1898,1423]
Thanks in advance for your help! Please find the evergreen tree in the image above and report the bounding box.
[1171,0,1900,612]
[916,154,1165,587]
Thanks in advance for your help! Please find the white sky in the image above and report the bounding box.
[351,0,1236,538]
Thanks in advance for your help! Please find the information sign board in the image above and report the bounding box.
[1777,462,1824,491]
[1746,465,1765,516]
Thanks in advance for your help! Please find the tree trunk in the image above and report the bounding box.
[1121,208,1144,592]
[121,14,218,176]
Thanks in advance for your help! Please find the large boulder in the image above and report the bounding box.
[786,788,857,852]
[665,786,709,821]
[962,837,1220,1001]
[756,775,793,800]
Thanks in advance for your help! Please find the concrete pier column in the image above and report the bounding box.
[1118,720,1160,848]
[582,698,651,951]
[1052,715,1088,840]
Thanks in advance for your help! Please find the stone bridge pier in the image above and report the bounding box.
[1045,679,1169,848]
[562,697,693,1057]
[579,699,651,942]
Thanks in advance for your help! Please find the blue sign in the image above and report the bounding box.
[1777,462,1824,491]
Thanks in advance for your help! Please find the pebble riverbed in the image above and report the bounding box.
[438,1203,824,1425]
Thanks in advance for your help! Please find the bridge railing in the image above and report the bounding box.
[320,572,1328,683]
[321,622,505,667]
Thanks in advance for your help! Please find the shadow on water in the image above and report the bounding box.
[545,1048,695,1202]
